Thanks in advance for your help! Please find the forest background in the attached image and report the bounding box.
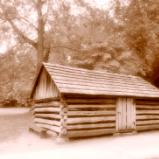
[1,0,159,106]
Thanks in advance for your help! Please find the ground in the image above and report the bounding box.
[1,108,159,159]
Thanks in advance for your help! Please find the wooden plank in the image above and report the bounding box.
[60,87,159,98]
[55,77,158,93]
[67,116,115,124]
[47,68,159,94]
[126,98,136,129]
[46,130,58,137]
[51,72,148,85]
[45,63,139,79]
[32,106,59,112]
[136,105,159,110]
[66,99,115,104]
[34,101,62,107]
[53,76,157,92]
[29,123,47,137]
[116,97,136,131]
[118,98,123,130]
[137,125,159,131]
[46,64,137,78]
[133,99,136,129]
[126,98,131,129]
[36,123,61,133]
[34,118,60,126]
[120,98,125,130]
[137,110,159,114]
[69,108,115,111]
[35,113,61,119]
[67,128,115,138]
[57,83,158,95]
[136,100,159,105]
[64,94,115,98]
[46,65,149,86]
[68,110,115,117]
[47,65,136,79]
[116,98,122,131]
[137,115,159,120]
[33,68,60,100]
[33,107,61,113]
[68,104,115,109]
[137,120,159,125]
[33,97,60,103]
[68,123,115,130]
[122,98,126,130]
[44,63,157,95]
[116,98,119,131]
[52,73,138,85]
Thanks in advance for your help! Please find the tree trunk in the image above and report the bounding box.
[36,0,45,72]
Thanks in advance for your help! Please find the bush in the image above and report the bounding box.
[1,99,18,107]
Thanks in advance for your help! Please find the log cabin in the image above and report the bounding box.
[30,62,159,139]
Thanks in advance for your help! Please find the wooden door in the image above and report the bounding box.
[116,97,136,132]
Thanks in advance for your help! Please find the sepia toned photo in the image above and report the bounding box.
[1,0,159,158]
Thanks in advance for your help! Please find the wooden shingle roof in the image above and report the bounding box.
[38,62,159,98]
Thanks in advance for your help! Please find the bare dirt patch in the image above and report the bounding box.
[0,108,31,142]
[1,108,159,159]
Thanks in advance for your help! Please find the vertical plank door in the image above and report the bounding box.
[126,98,136,130]
[116,97,136,132]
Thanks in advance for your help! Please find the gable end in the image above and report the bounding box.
[31,66,60,100]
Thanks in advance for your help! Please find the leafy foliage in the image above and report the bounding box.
[1,0,159,106]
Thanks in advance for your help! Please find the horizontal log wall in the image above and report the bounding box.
[64,96,116,138]
[31,100,62,136]
[136,99,159,131]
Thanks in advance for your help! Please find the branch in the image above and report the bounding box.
[7,20,37,48]
[18,15,38,31]
[0,2,37,48]
[43,46,50,62]
[52,45,81,52]
[36,0,45,63]
[43,0,50,24]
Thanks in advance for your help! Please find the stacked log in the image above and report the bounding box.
[31,96,117,138]
[31,99,62,137]
[136,99,159,131]
[64,96,116,138]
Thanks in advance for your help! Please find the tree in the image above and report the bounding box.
[113,0,159,81]
[3,0,159,105]
[0,0,52,70]
[61,0,140,75]
[0,44,36,105]
[49,0,124,71]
